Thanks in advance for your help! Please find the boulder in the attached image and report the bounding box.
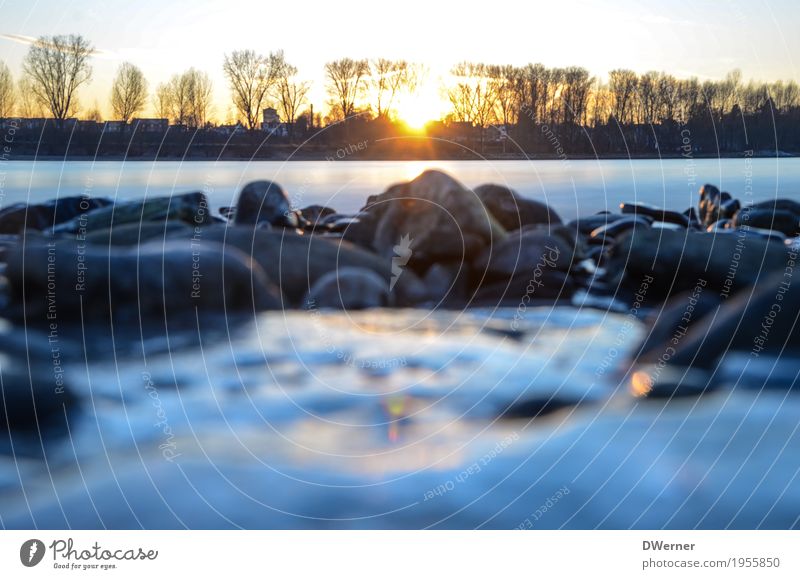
[733,207,799,237]
[607,227,793,299]
[620,202,689,227]
[84,221,192,246]
[305,267,391,310]
[0,196,112,234]
[52,192,212,234]
[474,231,573,280]
[300,205,337,226]
[698,184,739,227]
[567,213,628,236]
[5,238,281,321]
[234,180,299,228]
[365,171,507,269]
[176,226,426,307]
[473,183,562,231]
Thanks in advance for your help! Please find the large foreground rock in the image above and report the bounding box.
[473,184,561,231]
[5,238,281,320]
[365,170,507,269]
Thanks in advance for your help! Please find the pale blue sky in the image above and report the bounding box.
[1,0,798,120]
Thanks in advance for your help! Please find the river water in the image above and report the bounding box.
[1,158,798,220]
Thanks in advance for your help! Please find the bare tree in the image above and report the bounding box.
[608,69,638,124]
[111,62,148,122]
[23,34,93,120]
[161,69,213,127]
[223,49,285,130]
[153,82,172,119]
[186,68,213,128]
[277,64,310,142]
[85,101,102,122]
[16,77,45,118]
[0,61,13,118]
[325,58,369,119]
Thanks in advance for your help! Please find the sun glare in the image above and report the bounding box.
[395,90,444,131]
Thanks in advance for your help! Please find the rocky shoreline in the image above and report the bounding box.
[0,169,798,428]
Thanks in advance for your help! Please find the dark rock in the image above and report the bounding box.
[0,328,76,433]
[474,231,573,280]
[589,215,652,242]
[300,205,337,226]
[5,238,281,320]
[0,196,112,234]
[733,207,799,237]
[421,262,469,304]
[177,226,426,307]
[706,219,731,232]
[53,192,212,234]
[305,267,390,309]
[567,213,627,236]
[219,206,236,220]
[473,183,561,231]
[629,270,800,397]
[234,180,298,228]
[608,227,793,299]
[472,269,574,307]
[84,221,193,246]
[698,184,739,227]
[620,202,689,227]
[750,199,800,217]
[365,171,507,269]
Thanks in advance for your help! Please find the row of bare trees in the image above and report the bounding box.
[3,34,800,142]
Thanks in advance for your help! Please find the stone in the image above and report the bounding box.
[176,226,426,307]
[53,192,212,234]
[0,329,77,431]
[733,207,799,237]
[4,239,282,321]
[234,180,299,228]
[698,184,739,227]
[474,231,573,280]
[84,221,192,246]
[366,170,507,269]
[473,183,562,231]
[472,269,574,307]
[305,267,391,310]
[629,270,800,397]
[567,213,628,236]
[589,215,652,242]
[607,227,794,299]
[300,205,337,226]
[620,202,689,227]
[0,196,112,234]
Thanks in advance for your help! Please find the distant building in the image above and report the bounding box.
[131,118,169,132]
[104,120,128,133]
[261,107,289,136]
[214,122,245,136]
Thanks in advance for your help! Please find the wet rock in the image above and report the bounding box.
[421,262,469,304]
[179,226,425,307]
[474,231,573,280]
[707,219,731,232]
[733,207,799,237]
[5,239,281,321]
[608,227,794,299]
[473,183,561,231]
[630,270,800,397]
[750,199,800,217]
[472,269,574,307]
[589,215,652,243]
[621,202,689,227]
[300,205,337,226]
[366,170,507,269]
[219,206,236,220]
[305,267,391,310]
[698,184,739,227]
[53,192,212,234]
[567,213,627,236]
[84,221,192,246]
[234,180,298,228]
[0,197,112,234]
[0,330,77,430]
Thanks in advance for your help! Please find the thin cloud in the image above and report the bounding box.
[0,33,116,58]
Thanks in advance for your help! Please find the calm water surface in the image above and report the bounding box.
[1,158,798,220]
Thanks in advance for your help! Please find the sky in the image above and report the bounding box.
[1,0,799,122]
